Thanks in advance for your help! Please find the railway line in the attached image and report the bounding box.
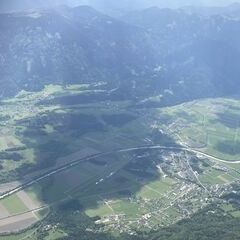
[0,144,239,200]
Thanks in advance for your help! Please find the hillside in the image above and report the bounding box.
[0,3,240,240]
[1,6,240,105]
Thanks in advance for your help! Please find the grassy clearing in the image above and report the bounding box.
[45,229,68,240]
[136,186,161,199]
[199,173,225,185]
[220,203,240,218]
[85,201,114,218]
[231,211,240,218]
[136,177,175,199]
[148,178,175,193]
[221,203,235,212]
[110,200,140,218]
[1,194,28,215]
[25,185,43,206]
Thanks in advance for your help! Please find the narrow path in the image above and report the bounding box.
[186,156,208,192]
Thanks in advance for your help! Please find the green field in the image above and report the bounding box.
[1,194,28,215]
[0,88,240,239]
[157,98,240,161]
[0,83,151,184]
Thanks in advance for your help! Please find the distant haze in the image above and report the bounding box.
[1,0,240,13]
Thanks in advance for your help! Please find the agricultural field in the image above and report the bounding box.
[0,84,154,236]
[0,90,240,239]
[155,98,240,161]
[0,84,151,183]
[0,188,46,234]
[1,145,240,238]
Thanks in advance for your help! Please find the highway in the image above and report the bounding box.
[0,144,239,200]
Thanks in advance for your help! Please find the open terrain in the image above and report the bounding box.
[155,98,240,160]
[1,3,240,240]
[0,87,239,239]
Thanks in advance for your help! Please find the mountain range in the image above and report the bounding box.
[2,0,240,13]
[0,5,240,105]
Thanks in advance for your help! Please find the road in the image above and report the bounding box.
[0,144,239,200]
[185,156,208,192]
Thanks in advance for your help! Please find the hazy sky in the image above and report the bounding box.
[72,0,240,9]
[1,0,240,13]
[64,0,240,8]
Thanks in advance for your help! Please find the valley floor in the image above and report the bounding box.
[0,86,239,239]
